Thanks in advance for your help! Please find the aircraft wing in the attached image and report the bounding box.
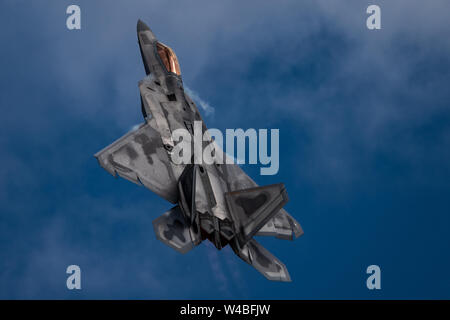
[94,122,179,203]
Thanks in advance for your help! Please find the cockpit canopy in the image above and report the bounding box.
[156,42,181,76]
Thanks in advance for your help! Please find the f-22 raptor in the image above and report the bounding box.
[95,20,303,281]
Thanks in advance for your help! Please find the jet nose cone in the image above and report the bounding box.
[137,19,150,32]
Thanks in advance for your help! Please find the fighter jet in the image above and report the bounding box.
[94,20,303,281]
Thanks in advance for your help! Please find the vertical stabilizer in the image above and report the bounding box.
[225,183,289,247]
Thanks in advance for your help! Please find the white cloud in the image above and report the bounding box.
[184,86,215,116]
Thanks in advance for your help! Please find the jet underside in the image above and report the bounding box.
[94,20,303,282]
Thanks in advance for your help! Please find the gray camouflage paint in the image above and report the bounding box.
[94,20,303,282]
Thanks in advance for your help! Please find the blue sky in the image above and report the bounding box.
[1,0,450,299]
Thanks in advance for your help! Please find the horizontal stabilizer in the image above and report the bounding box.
[225,183,289,247]
[152,206,197,254]
[236,238,291,282]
